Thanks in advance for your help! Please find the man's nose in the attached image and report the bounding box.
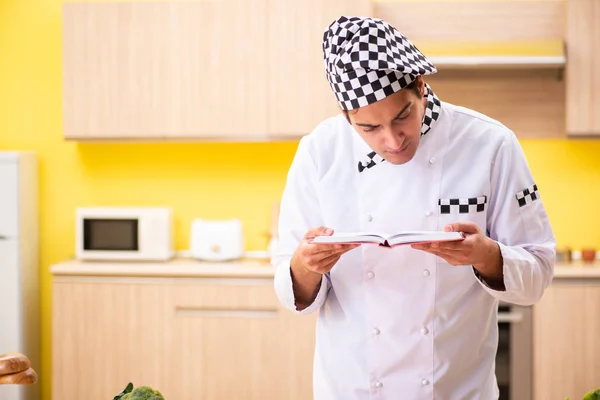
[383,128,404,150]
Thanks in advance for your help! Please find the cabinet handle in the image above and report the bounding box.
[175,307,279,319]
[497,311,523,324]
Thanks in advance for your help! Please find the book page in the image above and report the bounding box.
[312,232,388,244]
[388,230,449,239]
[388,231,463,246]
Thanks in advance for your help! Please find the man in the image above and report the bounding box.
[271,15,555,399]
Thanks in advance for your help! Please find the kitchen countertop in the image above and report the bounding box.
[50,257,274,278]
[553,261,600,278]
[51,258,600,279]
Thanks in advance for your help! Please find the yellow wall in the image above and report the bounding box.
[0,2,299,398]
[1,1,600,400]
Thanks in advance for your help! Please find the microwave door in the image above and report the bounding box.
[83,218,139,251]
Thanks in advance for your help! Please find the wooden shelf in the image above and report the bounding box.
[412,40,566,70]
[428,55,565,69]
[373,0,565,70]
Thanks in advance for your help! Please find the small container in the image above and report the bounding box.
[581,249,596,263]
[556,247,572,263]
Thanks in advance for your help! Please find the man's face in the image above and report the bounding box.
[346,78,426,165]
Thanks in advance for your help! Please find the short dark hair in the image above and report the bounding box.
[342,76,422,123]
[405,77,422,99]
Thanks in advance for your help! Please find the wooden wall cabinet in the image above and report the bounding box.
[62,0,371,141]
[266,0,372,137]
[63,1,270,140]
[374,0,567,139]
[565,0,600,136]
[374,0,564,43]
[51,261,317,400]
[63,0,584,140]
[533,279,600,400]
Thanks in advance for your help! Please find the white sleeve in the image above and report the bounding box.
[477,132,556,305]
[271,135,330,315]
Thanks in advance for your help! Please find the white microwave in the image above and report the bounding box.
[76,207,174,261]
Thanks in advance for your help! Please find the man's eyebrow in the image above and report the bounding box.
[354,102,412,128]
[393,102,412,120]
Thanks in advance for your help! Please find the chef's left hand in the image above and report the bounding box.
[411,222,503,281]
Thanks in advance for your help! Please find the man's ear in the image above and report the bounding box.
[417,75,425,97]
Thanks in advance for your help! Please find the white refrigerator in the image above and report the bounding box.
[0,152,39,400]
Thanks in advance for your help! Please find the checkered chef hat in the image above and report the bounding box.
[323,16,437,110]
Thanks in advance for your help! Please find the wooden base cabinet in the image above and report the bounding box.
[533,281,600,400]
[169,282,315,399]
[52,272,316,400]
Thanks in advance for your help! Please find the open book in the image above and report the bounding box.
[312,230,465,247]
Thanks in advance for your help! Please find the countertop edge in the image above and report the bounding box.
[50,258,276,278]
[49,259,600,279]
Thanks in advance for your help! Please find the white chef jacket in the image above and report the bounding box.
[272,101,555,400]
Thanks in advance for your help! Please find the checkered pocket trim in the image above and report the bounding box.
[439,196,488,214]
[516,184,539,207]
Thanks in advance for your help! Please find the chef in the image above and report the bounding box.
[271,15,555,399]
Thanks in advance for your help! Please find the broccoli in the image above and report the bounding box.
[113,382,165,400]
[582,389,600,400]
[121,386,165,400]
[565,388,600,400]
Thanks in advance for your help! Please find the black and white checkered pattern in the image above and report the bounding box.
[516,184,539,207]
[357,151,384,173]
[439,196,488,214]
[323,16,437,111]
[420,84,441,137]
[357,84,441,173]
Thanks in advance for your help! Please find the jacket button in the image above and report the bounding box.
[425,210,433,217]
[367,214,373,222]
[423,270,430,277]
[375,381,383,388]
[373,328,380,335]
[429,157,435,164]
[422,379,430,386]
[367,271,375,279]
[421,327,429,334]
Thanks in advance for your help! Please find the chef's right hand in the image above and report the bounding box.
[291,226,359,276]
[289,227,359,310]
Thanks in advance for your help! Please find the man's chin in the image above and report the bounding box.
[384,148,417,165]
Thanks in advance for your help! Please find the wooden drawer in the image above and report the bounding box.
[165,278,315,400]
[170,278,280,317]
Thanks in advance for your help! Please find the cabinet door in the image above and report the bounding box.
[63,1,268,140]
[52,281,172,400]
[167,279,317,400]
[566,0,600,136]
[0,159,18,238]
[0,240,19,354]
[533,283,600,400]
[267,0,372,137]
